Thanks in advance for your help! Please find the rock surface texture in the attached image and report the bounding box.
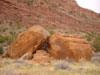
[5,25,50,59]
[33,50,54,64]
[48,33,94,61]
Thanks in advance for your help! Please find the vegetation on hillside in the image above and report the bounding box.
[85,32,100,52]
[0,45,3,54]
[92,36,100,52]
[0,22,28,54]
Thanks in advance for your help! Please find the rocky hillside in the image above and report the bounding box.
[0,0,100,33]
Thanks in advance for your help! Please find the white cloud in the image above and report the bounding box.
[76,0,100,13]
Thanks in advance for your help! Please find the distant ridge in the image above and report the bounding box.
[0,0,100,33]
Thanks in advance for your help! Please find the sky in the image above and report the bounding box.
[75,0,100,13]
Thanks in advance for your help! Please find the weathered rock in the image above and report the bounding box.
[18,52,33,60]
[4,25,50,59]
[33,50,54,64]
[48,33,94,62]
[1,51,9,58]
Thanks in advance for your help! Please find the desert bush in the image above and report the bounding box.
[37,15,40,18]
[9,31,17,36]
[79,14,87,20]
[0,27,8,32]
[48,30,55,35]
[7,37,14,45]
[5,36,16,45]
[55,60,72,70]
[0,35,6,43]
[92,36,100,52]
[27,0,35,6]
[9,21,13,25]
[0,45,3,54]
[51,4,57,8]
[2,27,8,32]
[65,58,74,63]
[85,32,100,52]
[0,34,17,45]
[85,32,96,41]
[92,57,100,63]
[0,21,1,24]
[16,21,21,29]
[92,52,100,62]
[69,11,74,14]
[40,2,44,5]
[92,52,100,57]
[8,32,17,44]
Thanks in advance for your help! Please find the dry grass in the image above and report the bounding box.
[0,23,100,75]
[0,58,100,75]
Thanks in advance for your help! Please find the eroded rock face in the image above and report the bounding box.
[33,50,54,64]
[5,25,50,59]
[48,33,94,61]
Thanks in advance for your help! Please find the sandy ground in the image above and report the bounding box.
[0,58,100,75]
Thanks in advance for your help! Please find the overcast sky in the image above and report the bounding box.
[76,0,100,13]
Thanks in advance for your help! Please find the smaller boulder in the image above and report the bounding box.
[33,50,54,64]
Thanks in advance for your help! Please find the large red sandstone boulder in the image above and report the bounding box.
[33,50,54,64]
[48,33,94,62]
[4,25,50,59]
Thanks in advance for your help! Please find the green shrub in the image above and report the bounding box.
[51,4,57,8]
[27,0,35,6]
[85,34,92,41]
[16,21,21,29]
[0,45,3,54]
[7,37,15,45]
[9,21,13,25]
[0,21,1,24]
[55,59,73,70]
[37,15,40,18]
[85,32,100,52]
[0,27,8,32]
[2,27,8,32]
[0,34,17,45]
[0,35,5,43]
[92,36,100,52]
[40,2,44,5]
[4,36,17,45]
[9,32,17,39]
[69,11,74,14]
[48,30,55,35]
[85,32,96,41]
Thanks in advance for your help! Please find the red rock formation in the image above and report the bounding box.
[2,26,95,63]
[48,33,94,61]
[5,25,50,59]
